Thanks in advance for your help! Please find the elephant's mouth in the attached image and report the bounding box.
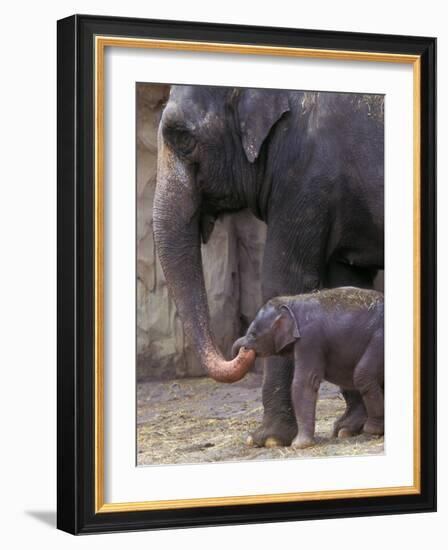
[232,339,256,360]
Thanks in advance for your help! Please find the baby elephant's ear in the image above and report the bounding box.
[273,305,300,354]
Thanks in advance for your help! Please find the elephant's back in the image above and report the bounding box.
[289,287,384,329]
[313,287,383,312]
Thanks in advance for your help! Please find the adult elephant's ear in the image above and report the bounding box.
[236,89,290,163]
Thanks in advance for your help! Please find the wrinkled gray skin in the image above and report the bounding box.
[232,288,384,448]
[153,85,383,447]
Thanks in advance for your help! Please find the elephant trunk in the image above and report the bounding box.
[153,137,256,383]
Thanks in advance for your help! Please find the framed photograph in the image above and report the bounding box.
[57,14,436,534]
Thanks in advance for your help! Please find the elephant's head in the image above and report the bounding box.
[232,300,300,359]
[153,85,290,382]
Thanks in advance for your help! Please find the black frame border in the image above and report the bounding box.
[57,14,436,534]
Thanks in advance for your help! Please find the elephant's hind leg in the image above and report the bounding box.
[353,332,384,436]
[333,390,367,438]
[327,262,375,439]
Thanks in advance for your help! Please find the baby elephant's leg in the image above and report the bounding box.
[353,332,384,436]
[332,390,367,438]
[290,348,324,449]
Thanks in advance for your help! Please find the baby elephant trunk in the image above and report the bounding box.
[232,337,249,359]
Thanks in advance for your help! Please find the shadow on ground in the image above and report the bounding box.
[25,510,56,528]
[137,372,384,466]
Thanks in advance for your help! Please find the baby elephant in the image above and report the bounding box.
[232,287,384,449]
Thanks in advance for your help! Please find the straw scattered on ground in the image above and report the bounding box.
[137,373,384,466]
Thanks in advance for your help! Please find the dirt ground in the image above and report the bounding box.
[137,372,384,466]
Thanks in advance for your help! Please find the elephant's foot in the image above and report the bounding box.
[363,418,384,436]
[333,408,367,438]
[337,427,356,439]
[247,420,298,448]
[291,434,315,450]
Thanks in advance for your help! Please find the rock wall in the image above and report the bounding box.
[136,84,267,380]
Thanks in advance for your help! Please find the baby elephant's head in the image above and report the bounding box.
[232,300,300,359]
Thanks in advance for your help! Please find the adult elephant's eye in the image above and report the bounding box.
[174,130,196,155]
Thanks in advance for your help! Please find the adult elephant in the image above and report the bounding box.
[153,86,384,447]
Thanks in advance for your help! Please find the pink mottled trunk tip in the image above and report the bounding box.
[205,347,256,383]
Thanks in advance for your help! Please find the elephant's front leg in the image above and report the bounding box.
[247,356,298,447]
[290,367,321,449]
[249,224,324,447]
